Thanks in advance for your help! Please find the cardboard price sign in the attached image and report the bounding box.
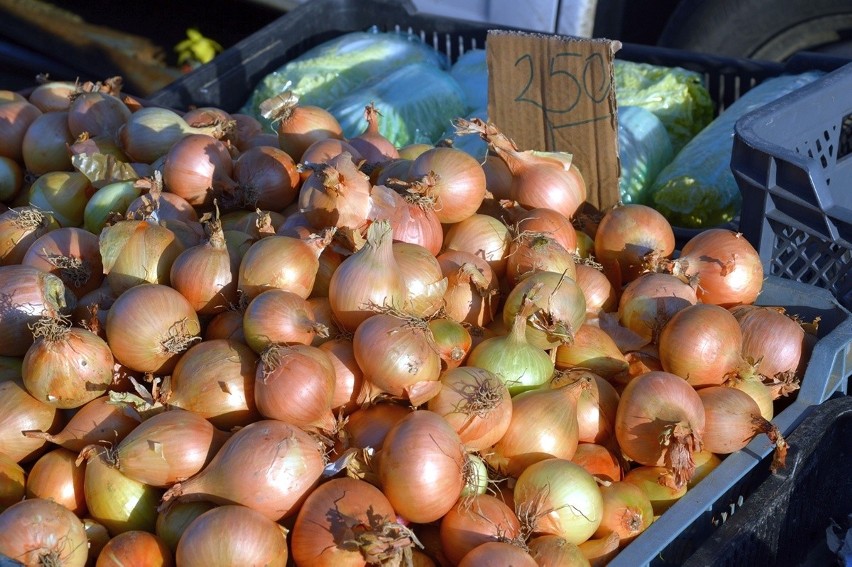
[486,30,621,212]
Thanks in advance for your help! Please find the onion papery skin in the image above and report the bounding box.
[0,453,24,511]
[99,220,186,295]
[95,530,173,567]
[553,370,620,446]
[82,448,163,536]
[555,324,629,378]
[379,410,466,523]
[437,250,500,327]
[162,419,324,521]
[393,241,447,318]
[232,144,300,210]
[571,443,623,483]
[68,91,130,139]
[390,192,444,256]
[22,226,103,299]
[352,313,442,404]
[732,304,806,380]
[506,232,577,288]
[698,386,774,455]
[514,458,604,544]
[409,147,486,224]
[594,204,675,289]
[614,371,705,489]
[0,206,60,266]
[343,402,412,450]
[299,152,371,230]
[319,338,363,415]
[22,395,142,453]
[125,191,198,224]
[427,366,512,451]
[28,171,92,228]
[23,325,114,409]
[0,498,88,567]
[162,134,237,209]
[658,303,743,387]
[622,466,687,515]
[0,377,62,463]
[618,272,698,344]
[175,505,288,567]
[113,409,228,487]
[594,481,654,545]
[439,494,521,566]
[0,100,42,163]
[291,477,404,567]
[516,207,578,253]
[255,344,337,431]
[458,541,538,566]
[443,213,512,278]
[106,284,201,374]
[487,379,583,477]
[22,110,74,174]
[244,289,326,353]
[575,263,618,317]
[155,501,216,553]
[0,265,72,357]
[26,448,87,516]
[502,270,587,351]
[528,535,590,567]
[329,220,406,332]
[169,234,236,316]
[238,234,324,300]
[165,339,260,430]
[221,209,283,240]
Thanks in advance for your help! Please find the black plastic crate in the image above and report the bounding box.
[682,395,852,567]
[733,63,852,310]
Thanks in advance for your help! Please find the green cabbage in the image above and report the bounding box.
[618,106,673,205]
[450,49,488,113]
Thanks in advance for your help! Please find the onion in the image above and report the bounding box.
[0,265,73,357]
[22,395,141,453]
[232,145,300,210]
[107,409,229,487]
[175,505,288,567]
[458,541,538,566]
[501,270,587,350]
[467,293,555,395]
[291,477,415,567]
[407,147,486,224]
[378,410,466,523]
[553,370,620,446]
[514,458,604,544]
[125,186,198,224]
[622,465,687,515]
[0,100,42,162]
[162,134,237,209]
[117,107,223,164]
[329,220,406,331]
[427,366,512,451]
[517,208,579,253]
[28,81,76,112]
[221,208,283,239]
[487,377,586,477]
[594,204,675,289]
[299,152,371,230]
[155,501,215,553]
[308,296,338,343]
[393,241,447,318]
[204,309,246,343]
[443,213,511,278]
[555,325,629,378]
[618,272,698,344]
[343,402,412,450]
[23,317,114,409]
[26,448,87,516]
[0,452,25,511]
[438,250,500,326]
[238,231,331,300]
[481,153,513,201]
[319,337,363,415]
[165,339,260,429]
[262,93,343,162]
[22,227,103,299]
[506,231,577,288]
[244,289,328,353]
[106,283,201,374]
[427,318,472,370]
[22,110,74,174]
[615,371,705,489]
[79,447,163,535]
[29,171,92,228]
[232,113,264,151]
[161,419,324,521]
[571,443,623,483]
[669,229,764,307]
[732,304,807,381]
[0,498,88,567]
[84,180,140,233]
[348,103,400,165]
[698,386,788,470]
[658,303,743,387]
[95,530,173,567]
[594,481,653,545]
[353,313,442,405]
[370,183,444,256]
[727,372,775,420]
[67,91,131,139]
[299,137,363,180]
[440,494,521,566]
[84,518,111,565]
[255,344,337,431]
[578,533,620,566]
[0,156,23,202]
[99,219,186,295]
[0,377,62,463]
[528,535,590,567]
[690,449,723,488]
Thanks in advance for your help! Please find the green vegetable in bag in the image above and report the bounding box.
[618,106,673,205]
[649,72,823,228]
[614,60,714,153]
[450,49,488,113]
